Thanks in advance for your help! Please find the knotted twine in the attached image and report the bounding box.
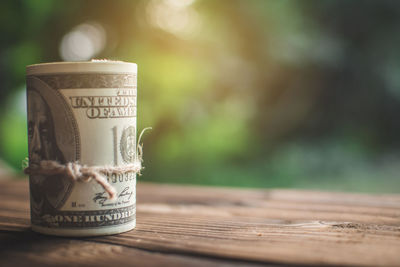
[23,127,151,201]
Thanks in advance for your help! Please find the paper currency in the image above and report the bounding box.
[26,61,138,236]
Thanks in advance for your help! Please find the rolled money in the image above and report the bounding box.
[26,61,138,236]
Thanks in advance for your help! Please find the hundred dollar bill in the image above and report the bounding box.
[26,61,138,236]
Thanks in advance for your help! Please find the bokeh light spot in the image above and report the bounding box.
[59,22,106,61]
[146,0,201,38]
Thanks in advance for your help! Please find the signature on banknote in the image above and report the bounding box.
[93,186,133,207]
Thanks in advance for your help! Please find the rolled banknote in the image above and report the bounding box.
[26,61,138,236]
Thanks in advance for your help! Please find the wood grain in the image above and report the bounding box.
[0,180,399,266]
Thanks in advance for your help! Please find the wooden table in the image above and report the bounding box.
[0,179,399,267]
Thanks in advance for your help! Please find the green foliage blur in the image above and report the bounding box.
[1,0,400,193]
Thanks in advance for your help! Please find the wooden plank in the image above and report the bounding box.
[0,230,267,267]
[0,180,399,266]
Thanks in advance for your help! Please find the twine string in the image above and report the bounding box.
[24,127,152,200]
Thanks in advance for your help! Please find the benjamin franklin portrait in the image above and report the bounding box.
[28,88,73,217]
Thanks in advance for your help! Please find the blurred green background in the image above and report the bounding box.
[1,0,400,193]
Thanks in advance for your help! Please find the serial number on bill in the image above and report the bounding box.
[106,172,136,183]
